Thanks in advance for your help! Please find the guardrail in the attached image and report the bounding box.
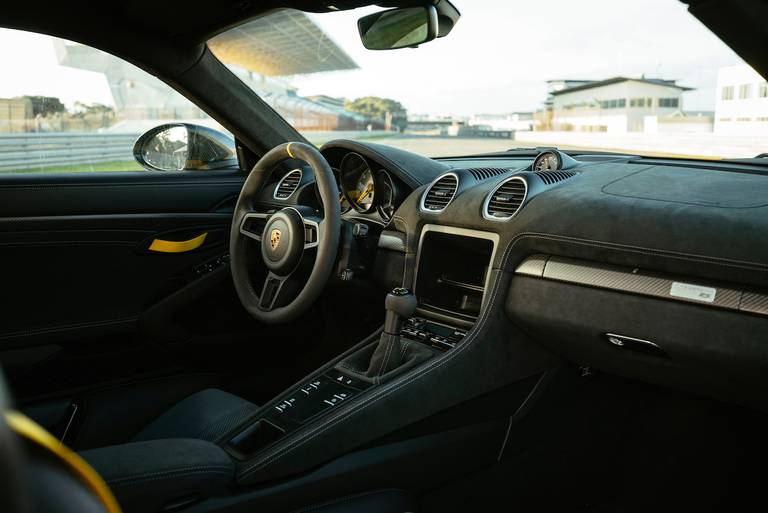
[0,130,398,173]
[0,132,139,172]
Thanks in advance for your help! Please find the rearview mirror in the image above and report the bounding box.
[358,1,460,50]
[133,123,238,172]
[358,6,437,50]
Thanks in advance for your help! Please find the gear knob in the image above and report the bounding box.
[384,288,418,335]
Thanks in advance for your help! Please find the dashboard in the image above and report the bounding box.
[233,138,768,482]
[313,140,768,412]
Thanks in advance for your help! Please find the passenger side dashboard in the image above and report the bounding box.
[370,143,768,412]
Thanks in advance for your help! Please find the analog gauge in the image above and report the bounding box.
[533,151,562,171]
[333,168,352,214]
[340,152,376,213]
[376,170,397,221]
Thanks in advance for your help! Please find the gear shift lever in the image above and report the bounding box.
[384,287,418,336]
[364,288,418,377]
[335,287,436,383]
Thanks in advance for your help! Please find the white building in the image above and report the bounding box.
[714,64,768,135]
[468,112,535,131]
[549,77,692,133]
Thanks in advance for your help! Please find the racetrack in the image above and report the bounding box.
[370,135,517,157]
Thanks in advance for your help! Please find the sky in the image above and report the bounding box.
[0,0,749,117]
[294,0,746,115]
[0,30,114,107]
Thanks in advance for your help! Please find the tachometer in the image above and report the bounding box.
[340,152,376,213]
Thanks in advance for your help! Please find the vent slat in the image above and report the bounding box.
[467,167,509,181]
[422,174,458,212]
[484,177,527,220]
[535,170,576,185]
[274,169,302,199]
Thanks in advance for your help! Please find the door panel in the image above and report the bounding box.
[0,171,245,399]
[0,214,232,347]
[0,170,243,216]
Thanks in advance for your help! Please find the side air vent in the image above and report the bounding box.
[421,173,459,212]
[535,170,576,185]
[483,176,527,221]
[274,169,302,199]
[467,167,509,181]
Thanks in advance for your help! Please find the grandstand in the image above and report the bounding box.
[55,10,376,132]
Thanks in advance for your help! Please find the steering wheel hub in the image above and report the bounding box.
[261,209,305,275]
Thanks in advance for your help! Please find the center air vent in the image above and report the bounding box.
[467,168,509,181]
[483,176,527,221]
[535,170,576,185]
[421,173,458,212]
[274,169,302,199]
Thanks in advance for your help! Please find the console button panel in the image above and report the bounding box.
[401,317,467,351]
[269,375,368,424]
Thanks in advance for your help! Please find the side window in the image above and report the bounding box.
[0,29,233,174]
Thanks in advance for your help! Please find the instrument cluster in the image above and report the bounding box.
[335,151,401,222]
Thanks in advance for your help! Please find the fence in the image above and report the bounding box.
[0,132,138,172]
[0,130,397,173]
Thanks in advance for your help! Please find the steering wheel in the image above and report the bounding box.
[229,142,341,324]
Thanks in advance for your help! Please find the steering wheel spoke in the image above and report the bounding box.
[302,215,321,249]
[239,212,270,241]
[258,272,293,311]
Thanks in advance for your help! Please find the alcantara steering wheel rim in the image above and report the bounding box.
[229,142,341,324]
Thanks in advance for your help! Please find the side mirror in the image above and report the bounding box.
[133,123,238,172]
[358,1,460,51]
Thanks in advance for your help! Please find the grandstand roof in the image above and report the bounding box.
[208,10,358,77]
[551,77,693,96]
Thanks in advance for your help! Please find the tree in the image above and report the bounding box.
[71,102,115,118]
[344,96,408,130]
[22,96,66,117]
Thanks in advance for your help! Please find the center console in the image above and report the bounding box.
[223,225,499,468]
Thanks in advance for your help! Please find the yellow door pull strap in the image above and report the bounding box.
[148,232,207,253]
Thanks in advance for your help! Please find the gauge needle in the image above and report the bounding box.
[357,184,373,202]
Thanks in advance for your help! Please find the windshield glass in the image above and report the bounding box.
[209,1,767,159]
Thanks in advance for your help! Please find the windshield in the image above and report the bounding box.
[209,1,767,160]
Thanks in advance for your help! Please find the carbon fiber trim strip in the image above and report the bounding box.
[740,292,768,316]
[515,254,548,277]
[515,254,768,316]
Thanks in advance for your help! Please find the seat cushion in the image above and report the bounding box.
[133,388,258,443]
[81,438,235,513]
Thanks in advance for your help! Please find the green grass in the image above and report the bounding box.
[5,160,144,174]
